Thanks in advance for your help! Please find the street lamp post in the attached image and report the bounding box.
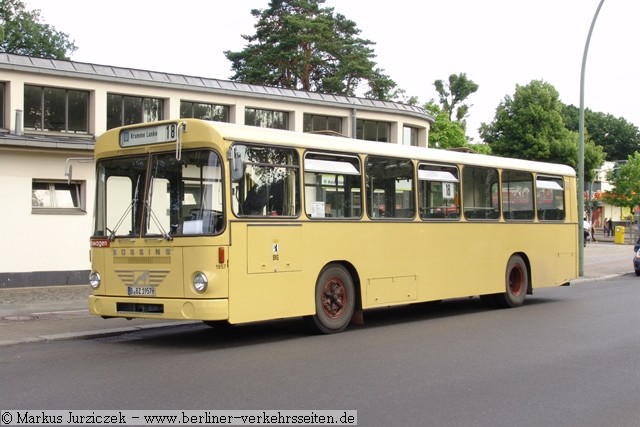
[578,0,605,276]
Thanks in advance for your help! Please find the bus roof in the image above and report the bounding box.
[201,120,576,177]
[102,119,576,177]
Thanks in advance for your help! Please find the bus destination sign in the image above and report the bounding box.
[120,123,179,147]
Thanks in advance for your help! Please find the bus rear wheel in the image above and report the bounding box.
[309,264,355,334]
[495,255,528,308]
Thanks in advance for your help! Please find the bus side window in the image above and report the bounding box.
[536,177,565,221]
[365,156,414,219]
[502,170,534,221]
[303,152,361,219]
[231,144,300,217]
[418,164,460,220]
[462,166,499,221]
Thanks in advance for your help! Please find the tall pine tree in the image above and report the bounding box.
[224,0,398,100]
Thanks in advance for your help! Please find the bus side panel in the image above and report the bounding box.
[226,220,578,324]
[414,223,505,301]
[228,222,313,324]
[525,223,577,287]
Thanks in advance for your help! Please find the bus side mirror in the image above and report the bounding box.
[64,157,94,184]
[228,148,244,182]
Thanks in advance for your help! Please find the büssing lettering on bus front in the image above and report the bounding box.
[112,248,172,256]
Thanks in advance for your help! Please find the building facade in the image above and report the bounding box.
[0,53,433,287]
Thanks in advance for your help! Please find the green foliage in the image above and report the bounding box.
[426,102,467,149]
[469,143,492,155]
[601,153,640,209]
[480,80,604,172]
[562,105,640,161]
[224,0,398,100]
[433,73,479,126]
[0,0,76,59]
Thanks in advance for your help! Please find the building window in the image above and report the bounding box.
[180,101,229,122]
[32,180,86,214]
[245,108,288,129]
[303,114,342,134]
[0,82,5,129]
[356,119,390,142]
[107,94,163,130]
[403,126,419,146]
[23,85,89,133]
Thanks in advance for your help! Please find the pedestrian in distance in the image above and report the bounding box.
[583,217,591,247]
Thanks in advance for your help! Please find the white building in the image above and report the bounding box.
[0,53,433,287]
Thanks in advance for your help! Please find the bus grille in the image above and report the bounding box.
[116,303,164,314]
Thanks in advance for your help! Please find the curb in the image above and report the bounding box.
[0,321,198,347]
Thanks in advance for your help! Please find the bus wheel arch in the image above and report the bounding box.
[307,261,360,334]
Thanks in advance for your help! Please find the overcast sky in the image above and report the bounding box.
[23,0,640,142]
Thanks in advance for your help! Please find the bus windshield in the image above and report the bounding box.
[94,149,224,239]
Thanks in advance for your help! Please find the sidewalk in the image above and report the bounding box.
[0,242,635,346]
[0,287,193,346]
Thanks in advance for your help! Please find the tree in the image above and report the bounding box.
[601,152,640,212]
[562,105,640,161]
[433,73,479,126]
[0,0,77,59]
[480,80,604,174]
[224,0,398,100]
[425,102,467,149]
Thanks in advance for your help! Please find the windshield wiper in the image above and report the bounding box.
[145,203,173,241]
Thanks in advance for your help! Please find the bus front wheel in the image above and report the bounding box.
[309,264,355,334]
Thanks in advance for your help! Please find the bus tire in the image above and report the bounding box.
[495,255,528,308]
[309,264,355,334]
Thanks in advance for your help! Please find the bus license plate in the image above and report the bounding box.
[128,286,156,296]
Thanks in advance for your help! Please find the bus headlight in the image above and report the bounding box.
[89,271,101,289]
[193,272,208,293]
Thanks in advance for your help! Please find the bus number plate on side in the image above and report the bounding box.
[128,287,156,296]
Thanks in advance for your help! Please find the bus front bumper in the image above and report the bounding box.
[88,295,229,321]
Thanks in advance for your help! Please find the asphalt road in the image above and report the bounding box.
[1,272,640,427]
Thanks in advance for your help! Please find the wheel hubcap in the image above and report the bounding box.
[321,278,347,319]
[509,265,524,296]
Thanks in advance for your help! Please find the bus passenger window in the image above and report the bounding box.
[536,176,565,221]
[304,153,361,219]
[418,164,460,220]
[462,166,499,220]
[365,156,414,219]
[502,170,534,221]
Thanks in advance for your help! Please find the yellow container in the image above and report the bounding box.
[614,226,625,244]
